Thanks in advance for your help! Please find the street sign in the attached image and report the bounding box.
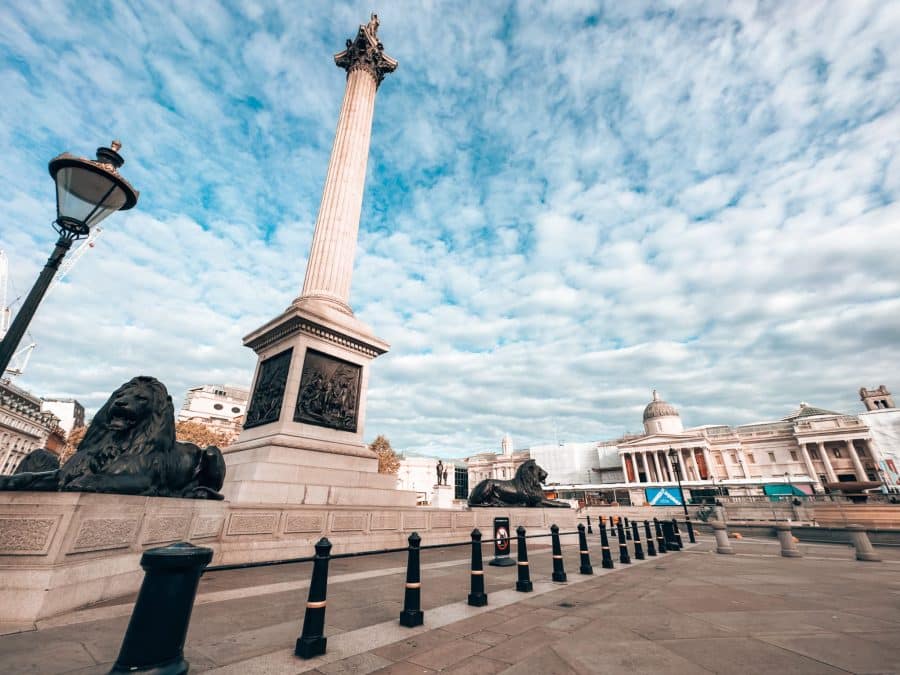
[488,516,515,566]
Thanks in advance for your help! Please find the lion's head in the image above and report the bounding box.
[59,376,175,485]
[514,459,547,496]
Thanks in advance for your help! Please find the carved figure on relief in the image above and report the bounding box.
[467,459,569,508]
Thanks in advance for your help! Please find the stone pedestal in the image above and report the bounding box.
[431,484,455,509]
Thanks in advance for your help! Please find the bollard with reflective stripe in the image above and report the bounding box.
[515,526,533,592]
[625,516,632,540]
[631,520,645,560]
[296,537,332,659]
[577,523,593,575]
[399,532,424,627]
[551,524,568,582]
[644,520,657,556]
[110,542,212,675]
[654,518,667,553]
[599,519,614,569]
[616,519,631,564]
[685,517,696,543]
[468,529,488,606]
[672,518,684,549]
[586,514,593,535]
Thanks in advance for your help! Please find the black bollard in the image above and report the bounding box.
[515,526,533,592]
[631,520,645,560]
[654,517,667,553]
[399,532,424,627]
[672,518,684,549]
[616,519,631,564]
[577,523,593,575]
[586,514,593,535]
[551,524,568,582]
[598,518,615,569]
[625,516,632,540]
[685,517,696,544]
[644,520,657,556]
[468,529,488,606]
[110,542,212,675]
[296,537,332,659]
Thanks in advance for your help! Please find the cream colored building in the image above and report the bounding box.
[465,434,530,489]
[178,384,249,444]
[0,381,64,475]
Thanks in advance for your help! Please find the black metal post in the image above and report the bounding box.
[110,542,213,675]
[644,520,657,556]
[599,518,614,569]
[625,516,632,540]
[550,524,567,582]
[654,517,667,553]
[468,529,488,606]
[631,520,645,560]
[586,514,593,534]
[399,532,423,627]
[0,235,72,375]
[577,523,593,575]
[669,448,690,518]
[685,517,696,543]
[515,526,533,592]
[616,519,631,564]
[295,537,332,659]
[671,518,684,549]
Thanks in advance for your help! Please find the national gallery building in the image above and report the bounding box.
[471,387,900,506]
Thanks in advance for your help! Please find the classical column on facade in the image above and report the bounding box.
[797,442,821,491]
[818,442,838,483]
[620,453,629,482]
[298,14,398,314]
[631,454,641,483]
[689,448,701,481]
[735,449,749,479]
[664,451,674,482]
[652,452,664,483]
[702,448,715,481]
[846,439,867,481]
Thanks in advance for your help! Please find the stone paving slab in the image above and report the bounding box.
[2,533,900,673]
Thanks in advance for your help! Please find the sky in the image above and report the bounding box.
[1,1,898,458]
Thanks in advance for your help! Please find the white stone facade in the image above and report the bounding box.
[0,382,63,475]
[395,455,459,505]
[177,384,249,443]
[466,435,530,489]
[40,398,85,437]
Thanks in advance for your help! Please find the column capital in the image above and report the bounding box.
[335,14,398,87]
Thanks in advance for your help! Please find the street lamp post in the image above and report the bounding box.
[0,142,138,376]
[668,447,689,517]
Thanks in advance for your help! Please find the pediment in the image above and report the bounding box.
[618,432,704,448]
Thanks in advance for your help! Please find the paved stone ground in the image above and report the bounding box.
[1,532,899,674]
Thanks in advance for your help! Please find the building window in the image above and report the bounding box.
[231,407,241,413]
[833,448,841,458]
[730,452,738,463]
[768,452,776,463]
[213,403,224,411]
[858,445,867,457]
[747,453,756,464]
[716,455,725,465]
[454,467,468,500]
[809,446,819,460]
[790,450,798,461]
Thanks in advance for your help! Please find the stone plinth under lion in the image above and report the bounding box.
[0,376,225,500]
[467,460,569,508]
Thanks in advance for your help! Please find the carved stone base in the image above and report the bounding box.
[0,493,578,623]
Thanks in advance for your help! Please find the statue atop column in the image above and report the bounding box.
[334,13,398,87]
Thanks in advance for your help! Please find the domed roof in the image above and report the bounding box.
[643,389,680,421]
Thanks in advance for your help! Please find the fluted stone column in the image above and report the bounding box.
[818,442,838,483]
[664,452,674,482]
[299,15,398,313]
[689,449,701,481]
[847,439,867,481]
[653,452,663,482]
[798,442,821,492]
[620,453,629,483]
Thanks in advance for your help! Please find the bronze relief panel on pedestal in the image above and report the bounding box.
[294,349,361,432]
[244,348,293,429]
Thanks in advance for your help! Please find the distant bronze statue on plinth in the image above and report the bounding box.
[436,459,444,485]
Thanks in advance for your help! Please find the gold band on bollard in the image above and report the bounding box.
[517,561,529,566]
[470,570,484,575]
[405,582,421,589]
[552,555,563,559]
[306,600,327,609]
[580,550,589,554]
[601,546,610,550]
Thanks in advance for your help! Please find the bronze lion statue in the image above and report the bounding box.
[0,376,226,500]
[467,459,569,508]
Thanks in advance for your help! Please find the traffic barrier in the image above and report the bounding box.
[578,523,594,575]
[616,519,631,564]
[644,520,657,556]
[625,516,632,540]
[685,517,696,543]
[672,518,684,548]
[468,529,488,606]
[631,520,645,560]
[399,532,424,626]
[295,538,332,659]
[599,517,615,569]
[110,542,212,674]
[515,526,533,592]
[551,524,568,582]
[654,518,667,553]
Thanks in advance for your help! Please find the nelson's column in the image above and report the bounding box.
[222,16,414,507]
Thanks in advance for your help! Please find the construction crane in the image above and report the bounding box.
[1,228,103,379]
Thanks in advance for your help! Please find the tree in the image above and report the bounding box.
[60,424,88,464]
[369,434,400,475]
[175,421,231,448]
